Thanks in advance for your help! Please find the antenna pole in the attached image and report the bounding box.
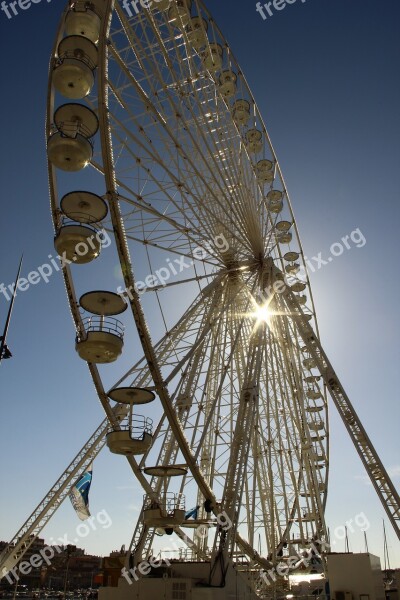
[364,531,369,553]
[383,519,391,571]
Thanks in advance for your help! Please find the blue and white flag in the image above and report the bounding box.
[69,463,93,521]
[185,506,199,520]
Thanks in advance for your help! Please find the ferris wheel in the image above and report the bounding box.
[46,0,330,565]
[1,0,399,591]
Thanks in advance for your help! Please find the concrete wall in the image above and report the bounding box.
[326,553,385,600]
[98,561,260,600]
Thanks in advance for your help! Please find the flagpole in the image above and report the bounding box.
[0,255,23,366]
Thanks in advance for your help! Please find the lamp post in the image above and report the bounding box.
[63,545,76,598]
[0,255,23,366]
[12,577,18,600]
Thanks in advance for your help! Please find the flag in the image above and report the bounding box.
[185,506,199,520]
[69,463,93,521]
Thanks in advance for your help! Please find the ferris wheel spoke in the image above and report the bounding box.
[268,313,327,535]
[111,274,224,392]
[133,11,251,207]
[102,100,250,252]
[111,11,264,251]
[105,70,245,241]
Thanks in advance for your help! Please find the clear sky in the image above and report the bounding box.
[0,0,399,569]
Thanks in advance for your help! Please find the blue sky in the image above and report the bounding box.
[0,0,399,568]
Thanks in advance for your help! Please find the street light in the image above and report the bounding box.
[0,255,23,366]
[63,545,76,598]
